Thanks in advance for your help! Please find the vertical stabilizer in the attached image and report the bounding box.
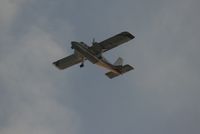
[114,57,123,66]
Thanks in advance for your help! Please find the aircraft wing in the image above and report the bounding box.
[53,54,82,70]
[98,31,135,52]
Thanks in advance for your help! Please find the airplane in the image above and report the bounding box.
[53,31,135,79]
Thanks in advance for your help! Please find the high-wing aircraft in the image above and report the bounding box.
[53,31,135,79]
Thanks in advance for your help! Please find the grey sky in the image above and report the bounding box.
[0,0,200,134]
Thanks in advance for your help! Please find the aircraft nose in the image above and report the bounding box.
[71,41,78,49]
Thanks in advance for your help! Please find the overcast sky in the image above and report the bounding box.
[0,0,200,134]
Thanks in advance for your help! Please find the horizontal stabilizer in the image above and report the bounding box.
[105,64,134,79]
[121,64,134,73]
[105,72,120,79]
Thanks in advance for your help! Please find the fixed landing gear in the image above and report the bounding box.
[80,63,84,68]
[80,58,85,68]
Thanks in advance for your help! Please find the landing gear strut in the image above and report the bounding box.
[80,58,85,68]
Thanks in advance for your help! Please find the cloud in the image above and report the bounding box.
[0,24,81,134]
[0,1,81,133]
[125,1,200,134]
[1,0,200,134]
[0,0,24,28]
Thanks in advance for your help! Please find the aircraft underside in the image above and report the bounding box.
[53,31,135,79]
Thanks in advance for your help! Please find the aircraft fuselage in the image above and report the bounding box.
[71,41,121,74]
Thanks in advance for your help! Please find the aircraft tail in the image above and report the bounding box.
[105,64,134,79]
[113,57,123,66]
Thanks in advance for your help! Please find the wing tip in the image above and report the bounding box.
[52,61,64,70]
[122,31,135,39]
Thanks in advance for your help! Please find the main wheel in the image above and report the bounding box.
[80,63,84,68]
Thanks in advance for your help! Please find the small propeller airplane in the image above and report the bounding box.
[53,31,135,79]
